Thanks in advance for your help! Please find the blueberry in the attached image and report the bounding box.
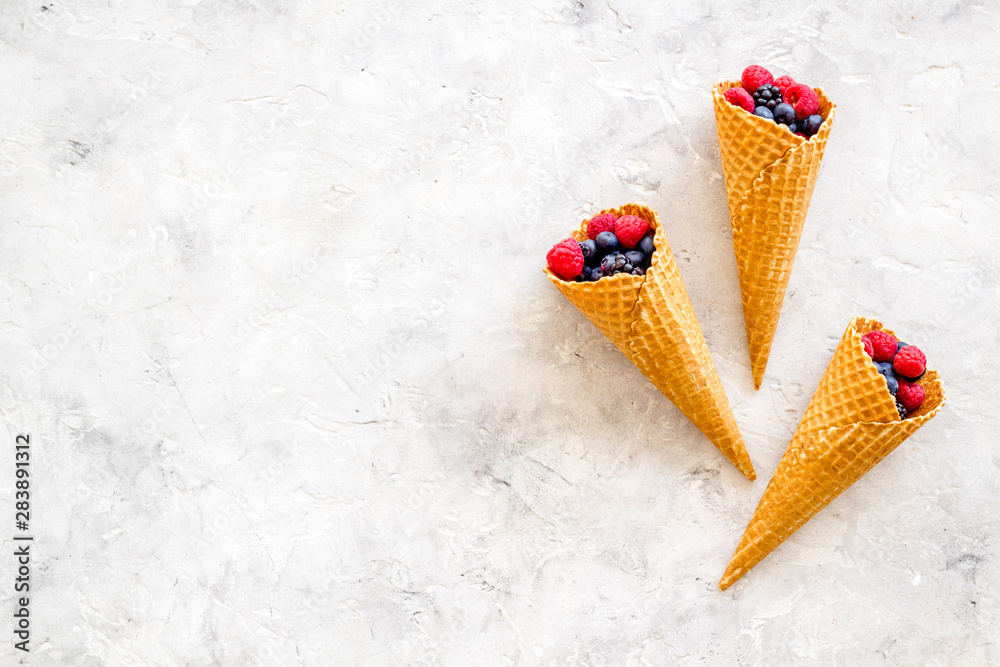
[590,267,603,281]
[637,233,655,258]
[579,239,598,265]
[625,250,645,267]
[766,99,778,110]
[754,106,774,121]
[757,88,772,101]
[631,269,643,276]
[895,341,908,354]
[622,263,633,273]
[884,374,898,396]
[801,114,823,136]
[876,361,894,378]
[600,251,626,274]
[895,401,908,420]
[773,103,795,125]
[595,231,619,253]
[787,122,797,134]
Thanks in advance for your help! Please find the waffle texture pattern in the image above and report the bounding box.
[713,81,837,389]
[719,316,945,590]
[545,204,755,480]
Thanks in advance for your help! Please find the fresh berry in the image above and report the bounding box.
[631,269,643,276]
[586,213,617,240]
[896,380,926,412]
[600,252,626,275]
[752,84,783,111]
[625,250,645,267]
[772,102,796,126]
[801,114,823,136]
[579,239,598,265]
[589,267,602,281]
[546,238,584,280]
[893,346,927,381]
[862,336,875,358]
[773,75,796,93]
[794,132,806,137]
[863,331,898,362]
[786,122,798,134]
[783,84,820,120]
[614,215,650,249]
[636,233,655,258]
[754,106,774,121]
[595,231,619,253]
[741,65,773,94]
[883,373,898,396]
[622,263,634,273]
[895,401,908,419]
[724,87,755,113]
[875,361,894,379]
[896,341,908,354]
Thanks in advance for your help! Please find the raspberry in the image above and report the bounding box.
[614,215,650,249]
[546,238,584,281]
[724,87,755,113]
[896,380,926,412]
[782,83,820,120]
[862,331,898,362]
[741,65,773,94]
[893,345,927,381]
[862,336,874,358]
[773,75,796,93]
[586,213,616,240]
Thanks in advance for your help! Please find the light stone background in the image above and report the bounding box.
[1,0,997,665]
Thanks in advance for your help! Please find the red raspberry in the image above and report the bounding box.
[586,213,617,240]
[773,75,796,93]
[741,65,773,94]
[783,83,820,120]
[862,336,874,358]
[896,380,926,412]
[893,345,927,380]
[862,331,898,362]
[724,87,755,113]
[614,215,650,249]
[546,238,584,280]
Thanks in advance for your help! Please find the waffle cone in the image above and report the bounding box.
[546,204,755,480]
[713,81,837,389]
[719,316,945,590]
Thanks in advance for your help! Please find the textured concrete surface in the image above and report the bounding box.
[1,1,997,664]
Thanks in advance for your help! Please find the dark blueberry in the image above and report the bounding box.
[637,233,655,258]
[579,239,598,265]
[621,263,633,273]
[787,122,797,134]
[884,374,898,396]
[625,250,645,267]
[801,114,824,136]
[895,341,908,354]
[876,361,894,378]
[600,253,616,274]
[773,103,795,125]
[766,99,778,110]
[590,267,603,281]
[895,401,908,420]
[754,106,774,121]
[757,88,772,101]
[595,231,619,253]
[631,269,643,276]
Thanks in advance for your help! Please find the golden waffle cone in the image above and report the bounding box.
[719,316,946,590]
[713,81,837,389]
[546,204,755,480]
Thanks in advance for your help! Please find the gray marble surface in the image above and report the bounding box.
[1,0,997,664]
